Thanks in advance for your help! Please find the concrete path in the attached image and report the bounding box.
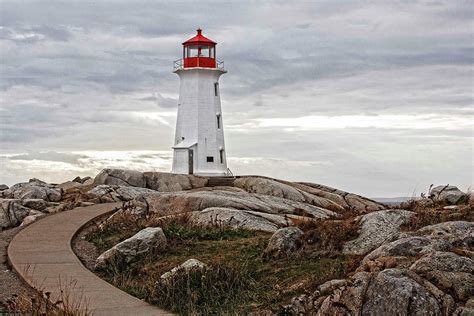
[8,203,171,315]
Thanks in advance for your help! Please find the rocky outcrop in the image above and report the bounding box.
[20,212,46,226]
[96,227,167,269]
[430,185,470,205]
[0,199,31,229]
[286,268,445,315]
[94,168,146,188]
[88,185,156,203]
[234,177,345,212]
[3,179,61,202]
[20,199,47,211]
[417,221,473,247]
[72,176,92,184]
[362,269,443,315]
[160,259,207,280]
[285,220,473,315]
[131,190,337,219]
[144,172,207,191]
[286,269,453,315]
[92,169,385,215]
[296,182,384,213]
[57,181,84,192]
[360,236,453,271]
[263,227,304,259]
[343,209,415,255]
[358,221,474,272]
[190,208,292,232]
[410,251,474,301]
[93,169,207,191]
[454,299,474,315]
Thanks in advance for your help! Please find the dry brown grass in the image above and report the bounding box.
[1,274,90,315]
[295,217,361,254]
[85,211,360,314]
[401,204,473,232]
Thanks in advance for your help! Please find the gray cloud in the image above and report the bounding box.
[9,151,87,164]
[0,0,472,196]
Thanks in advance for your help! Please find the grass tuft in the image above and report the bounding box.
[151,262,256,315]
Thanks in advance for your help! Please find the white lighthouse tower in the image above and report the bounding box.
[171,29,228,176]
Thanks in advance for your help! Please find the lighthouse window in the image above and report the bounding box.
[216,115,221,129]
[187,45,210,58]
[219,149,224,163]
[214,82,219,96]
[206,156,214,162]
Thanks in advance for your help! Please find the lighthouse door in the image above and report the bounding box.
[188,149,194,174]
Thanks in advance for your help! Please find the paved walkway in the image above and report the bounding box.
[8,203,171,315]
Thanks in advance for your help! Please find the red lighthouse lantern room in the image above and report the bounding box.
[182,29,217,68]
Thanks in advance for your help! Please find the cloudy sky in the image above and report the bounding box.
[0,0,472,197]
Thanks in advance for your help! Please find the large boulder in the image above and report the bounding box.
[343,209,415,255]
[263,227,304,259]
[88,185,156,203]
[4,180,61,202]
[88,185,121,203]
[417,221,473,247]
[57,181,84,192]
[360,221,473,271]
[430,185,470,205]
[410,251,474,301]
[93,168,146,188]
[95,227,167,269]
[190,207,287,232]
[20,198,48,211]
[131,190,337,219]
[144,172,207,191]
[0,199,31,229]
[361,269,442,315]
[360,236,453,271]
[93,169,208,192]
[115,186,157,201]
[20,212,46,226]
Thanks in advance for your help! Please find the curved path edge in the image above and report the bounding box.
[8,202,171,315]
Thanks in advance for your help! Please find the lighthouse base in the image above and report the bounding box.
[171,147,228,177]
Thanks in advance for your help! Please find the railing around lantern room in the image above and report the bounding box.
[173,59,225,72]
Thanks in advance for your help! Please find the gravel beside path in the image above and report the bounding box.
[0,226,37,306]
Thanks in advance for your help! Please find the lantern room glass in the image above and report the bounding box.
[184,45,215,59]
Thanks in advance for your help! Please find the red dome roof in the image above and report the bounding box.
[182,29,216,46]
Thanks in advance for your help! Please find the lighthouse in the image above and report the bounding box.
[171,29,228,176]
